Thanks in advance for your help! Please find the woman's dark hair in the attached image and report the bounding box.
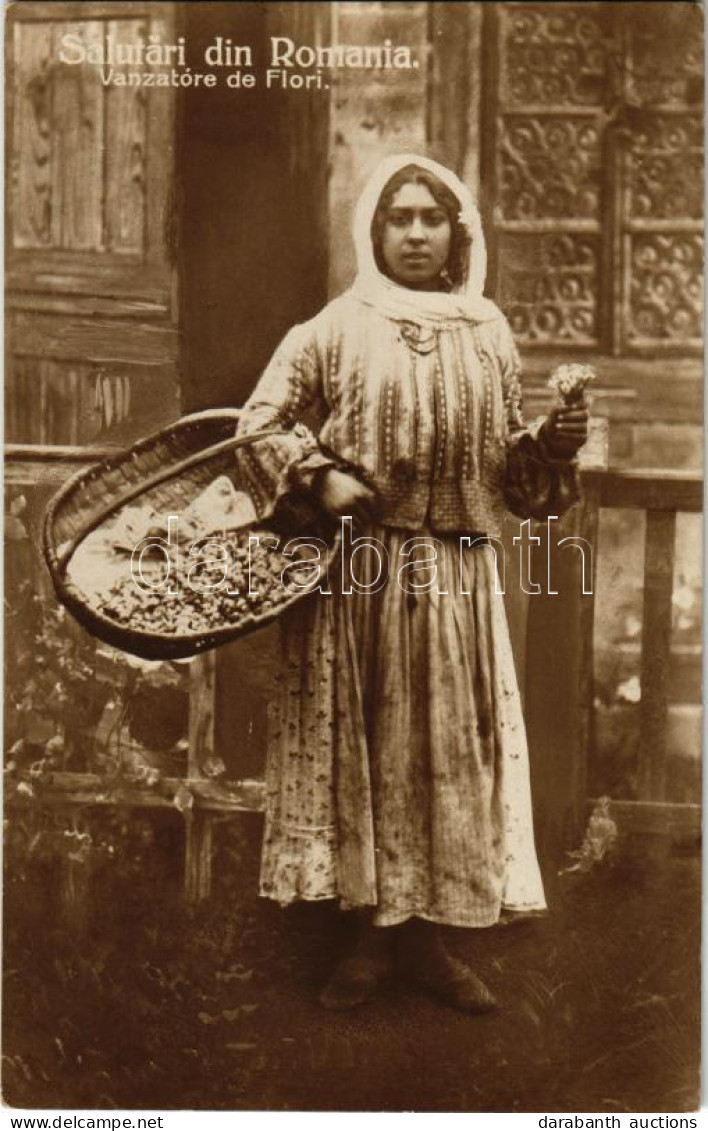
[371,164,470,288]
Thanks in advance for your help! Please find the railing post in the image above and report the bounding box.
[638,510,677,802]
[184,813,214,906]
[185,651,217,903]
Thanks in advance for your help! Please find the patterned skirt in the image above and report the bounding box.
[259,526,547,928]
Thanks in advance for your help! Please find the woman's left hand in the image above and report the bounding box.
[542,397,589,459]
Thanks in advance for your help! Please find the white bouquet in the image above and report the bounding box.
[547,363,596,404]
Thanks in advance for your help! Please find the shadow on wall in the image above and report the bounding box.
[176,2,331,773]
[178,2,330,416]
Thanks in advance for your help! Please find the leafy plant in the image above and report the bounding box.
[5,581,190,788]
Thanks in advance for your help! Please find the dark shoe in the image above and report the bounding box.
[319,919,394,1010]
[397,920,497,1015]
[319,952,391,1010]
[405,952,497,1014]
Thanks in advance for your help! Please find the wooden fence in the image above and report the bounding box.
[5,448,703,908]
[580,467,702,838]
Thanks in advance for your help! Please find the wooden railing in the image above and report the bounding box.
[579,465,701,805]
[6,445,265,907]
[579,467,702,837]
[484,464,703,862]
[5,449,703,909]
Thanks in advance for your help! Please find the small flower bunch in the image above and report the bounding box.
[548,363,596,404]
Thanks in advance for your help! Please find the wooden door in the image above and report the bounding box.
[6,0,180,453]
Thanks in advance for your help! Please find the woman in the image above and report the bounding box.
[235,155,588,1012]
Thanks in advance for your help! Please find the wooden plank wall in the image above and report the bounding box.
[6,1,180,451]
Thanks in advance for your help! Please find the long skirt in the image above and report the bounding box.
[259,526,547,928]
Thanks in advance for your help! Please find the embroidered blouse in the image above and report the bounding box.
[235,293,579,537]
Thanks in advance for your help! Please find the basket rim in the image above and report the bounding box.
[41,408,338,660]
[44,409,242,554]
[42,409,253,577]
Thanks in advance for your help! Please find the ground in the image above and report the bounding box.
[2,813,700,1112]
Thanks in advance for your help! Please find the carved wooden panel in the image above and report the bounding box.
[104,19,149,254]
[626,233,703,346]
[491,3,610,348]
[12,18,142,254]
[50,21,106,251]
[498,115,602,221]
[8,3,173,292]
[498,3,607,108]
[617,8,704,353]
[627,5,703,108]
[12,21,53,249]
[498,232,599,344]
[489,2,704,356]
[625,116,703,224]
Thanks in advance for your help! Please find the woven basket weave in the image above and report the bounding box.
[42,409,339,661]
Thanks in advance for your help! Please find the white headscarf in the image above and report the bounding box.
[349,153,501,325]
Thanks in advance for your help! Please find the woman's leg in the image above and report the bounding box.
[319,910,395,1010]
[395,918,497,1014]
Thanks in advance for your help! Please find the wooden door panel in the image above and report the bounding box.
[6,1,179,448]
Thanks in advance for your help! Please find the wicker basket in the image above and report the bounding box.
[43,409,340,661]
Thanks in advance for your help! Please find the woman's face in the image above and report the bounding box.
[379,182,452,289]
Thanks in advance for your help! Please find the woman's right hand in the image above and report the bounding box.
[314,469,379,525]
[542,393,590,459]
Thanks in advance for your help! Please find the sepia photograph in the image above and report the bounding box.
[3,0,703,1115]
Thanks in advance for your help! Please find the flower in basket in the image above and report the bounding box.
[547,363,596,404]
